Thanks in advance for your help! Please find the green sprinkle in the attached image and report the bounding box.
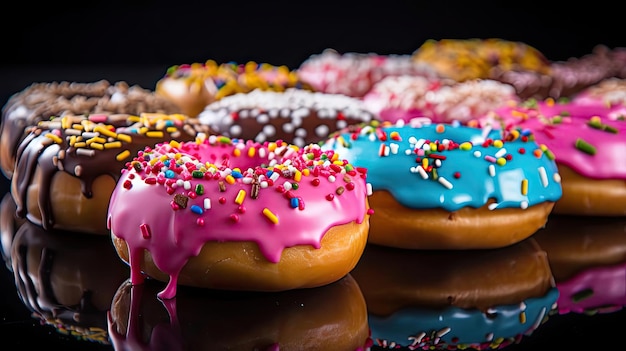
[192,170,204,178]
[575,138,597,155]
[195,184,204,195]
[544,149,556,160]
[291,183,299,190]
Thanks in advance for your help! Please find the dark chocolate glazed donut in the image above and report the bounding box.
[0,80,181,179]
[11,112,212,235]
[197,88,379,147]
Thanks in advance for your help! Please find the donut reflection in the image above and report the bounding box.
[10,219,129,344]
[351,239,558,350]
[107,274,372,351]
[534,215,626,315]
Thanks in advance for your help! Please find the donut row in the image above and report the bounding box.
[1,37,625,350]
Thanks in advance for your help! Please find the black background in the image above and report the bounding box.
[1,0,626,349]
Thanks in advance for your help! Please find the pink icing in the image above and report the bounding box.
[556,261,626,314]
[480,99,626,179]
[107,135,370,299]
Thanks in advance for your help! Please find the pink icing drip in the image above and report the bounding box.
[556,261,626,314]
[484,100,626,179]
[107,138,369,299]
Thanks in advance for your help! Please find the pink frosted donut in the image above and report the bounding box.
[480,97,626,216]
[297,48,438,98]
[363,75,520,124]
[107,136,372,299]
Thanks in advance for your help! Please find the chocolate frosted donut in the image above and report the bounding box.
[493,45,626,100]
[11,112,212,235]
[0,80,181,179]
[197,88,378,147]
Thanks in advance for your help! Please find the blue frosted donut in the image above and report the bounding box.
[321,118,563,249]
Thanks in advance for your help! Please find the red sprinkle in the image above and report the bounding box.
[140,223,151,238]
[326,194,335,201]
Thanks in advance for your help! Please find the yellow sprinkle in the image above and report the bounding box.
[509,129,520,140]
[93,125,117,138]
[422,158,429,168]
[302,168,310,176]
[493,140,503,148]
[333,160,344,166]
[294,170,302,182]
[225,175,235,184]
[139,126,148,134]
[169,140,180,148]
[61,116,71,130]
[331,152,339,161]
[149,157,159,166]
[174,153,182,159]
[262,208,279,224]
[545,97,555,107]
[521,179,528,195]
[496,157,506,166]
[519,311,527,324]
[117,134,132,143]
[116,150,131,161]
[69,135,77,146]
[268,142,278,152]
[146,131,164,138]
[104,141,122,149]
[460,142,473,150]
[86,136,106,145]
[540,144,549,152]
[235,189,246,205]
[44,133,63,144]
[166,126,177,133]
[233,148,241,157]
[90,142,104,150]
[72,123,84,131]
[73,142,87,148]
[248,147,256,157]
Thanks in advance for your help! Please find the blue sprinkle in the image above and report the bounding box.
[165,120,174,127]
[164,159,171,167]
[266,170,274,178]
[165,170,175,178]
[190,205,203,214]
[231,170,243,178]
[290,197,299,209]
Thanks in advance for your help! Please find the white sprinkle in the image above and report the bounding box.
[270,171,280,182]
[260,181,269,188]
[328,175,336,182]
[416,165,428,179]
[538,167,548,187]
[488,202,499,210]
[494,147,507,158]
[183,181,191,190]
[229,124,242,136]
[203,198,211,210]
[488,164,495,177]
[283,181,292,191]
[520,201,529,209]
[176,179,184,187]
[473,150,482,157]
[553,172,561,183]
[390,143,399,154]
[438,176,453,189]
[366,183,373,196]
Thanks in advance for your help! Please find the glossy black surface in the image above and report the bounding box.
[2,1,626,349]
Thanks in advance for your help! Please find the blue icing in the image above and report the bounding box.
[322,122,562,211]
[368,287,559,349]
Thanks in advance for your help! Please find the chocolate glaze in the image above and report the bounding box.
[10,220,128,344]
[0,80,181,179]
[11,113,212,232]
[493,45,626,100]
